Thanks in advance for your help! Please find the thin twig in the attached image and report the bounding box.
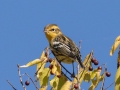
[77,65,81,90]
[6,80,17,90]
[25,73,39,90]
[101,64,107,90]
[103,82,115,90]
[17,64,26,90]
[58,62,73,76]
[79,40,82,50]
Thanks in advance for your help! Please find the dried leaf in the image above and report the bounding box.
[110,36,120,56]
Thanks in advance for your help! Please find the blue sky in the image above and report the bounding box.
[0,0,120,90]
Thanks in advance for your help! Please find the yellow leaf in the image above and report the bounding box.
[89,69,102,90]
[36,62,46,79]
[115,67,120,90]
[39,68,50,87]
[83,71,91,82]
[90,69,97,80]
[60,81,72,90]
[110,36,120,56]
[50,75,67,90]
[20,50,48,68]
[50,76,59,90]
[78,53,92,84]
[55,63,61,76]
[51,60,57,74]
[99,73,105,81]
[89,79,98,90]
[39,87,47,90]
[50,59,61,75]
[20,59,40,68]
[36,51,48,79]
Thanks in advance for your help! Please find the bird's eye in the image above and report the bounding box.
[51,29,55,31]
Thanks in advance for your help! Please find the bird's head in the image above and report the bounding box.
[44,24,62,41]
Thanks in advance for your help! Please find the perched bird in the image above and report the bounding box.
[44,24,84,69]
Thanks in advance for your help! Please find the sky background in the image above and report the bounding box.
[0,0,120,90]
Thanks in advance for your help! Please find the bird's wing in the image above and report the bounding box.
[51,34,79,58]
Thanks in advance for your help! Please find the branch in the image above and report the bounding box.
[79,40,82,50]
[61,71,72,81]
[17,64,26,90]
[101,64,107,90]
[104,82,115,90]
[6,80,17,90]
[25,73,39,90]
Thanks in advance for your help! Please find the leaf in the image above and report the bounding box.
[83,71,91,82]
[90,69,97,80]
[55,63,61,76]
[89,79,98,90]
[89,69,102,90]
[51,60,57,74]
[50,75,68,90]
[110,36,120,56]
[20,50,48,68]
[60,81,72,90]
[50,59,61,75]
[115,67,120,90]
[39,68,50,87]
[20,59,40,68]
[99,73,105,81]
[36,62,46,79]
[78,53,92,84]
[39,87,47,90]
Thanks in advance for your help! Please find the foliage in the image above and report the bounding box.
[7,35,120,90]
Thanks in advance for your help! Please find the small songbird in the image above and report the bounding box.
[44,24,84,69]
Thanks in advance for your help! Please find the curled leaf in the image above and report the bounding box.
[20,50,48,68]
[110,36,120,56]
[20,59,40,68]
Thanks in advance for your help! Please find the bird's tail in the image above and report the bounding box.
[77,55,85,69]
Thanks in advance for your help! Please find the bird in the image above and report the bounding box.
[44,24,85,70]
